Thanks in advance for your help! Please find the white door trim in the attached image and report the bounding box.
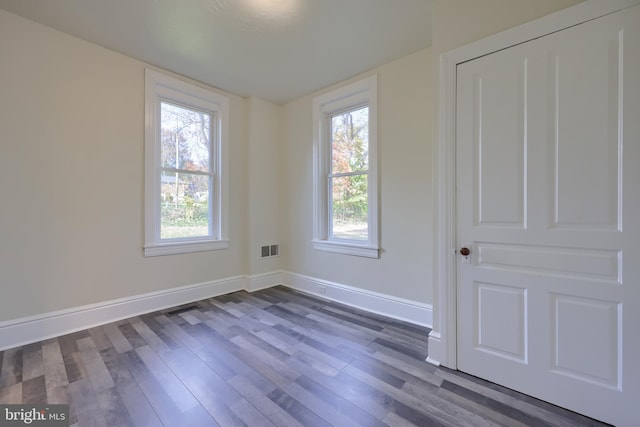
[429,0,640,368]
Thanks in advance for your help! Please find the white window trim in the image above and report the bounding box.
[144,69,229,257]
[312,75,379,258]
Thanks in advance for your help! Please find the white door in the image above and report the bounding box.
[456,5,640,426]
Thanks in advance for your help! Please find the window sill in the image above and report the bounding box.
[144,239,230,257]
[312,239,379,259]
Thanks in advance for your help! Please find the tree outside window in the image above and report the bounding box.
[329,106,369,240]
[160,102,212,239]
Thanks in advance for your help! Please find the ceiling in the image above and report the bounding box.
[0,0,432,104]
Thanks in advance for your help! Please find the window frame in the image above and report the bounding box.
[144,69,229,256]
[312,75,379,258]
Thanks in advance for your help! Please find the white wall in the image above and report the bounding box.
[0,0,590,329]
[432,0,584,55]
[246,96,284,276]
[0,10,248,322]
[283,49,433,304]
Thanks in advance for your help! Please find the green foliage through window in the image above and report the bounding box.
[160,102,212,239]
[330,106,369,240]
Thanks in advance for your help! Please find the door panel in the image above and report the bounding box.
[552,32,622,229]
[456,5,639,426]
[474,59,527,227]
[475,282,527,362]
[551,294,620,388]
[476,243,620,282]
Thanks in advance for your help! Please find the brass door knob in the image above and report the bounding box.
[460,247,471,256]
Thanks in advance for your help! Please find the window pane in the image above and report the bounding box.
[330,174,368,240]
[331,106,369,174]
[160,172,210,239]
[161,102,211,172]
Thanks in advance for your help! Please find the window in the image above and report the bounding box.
[144,69,229,256]
[312,75,379,258]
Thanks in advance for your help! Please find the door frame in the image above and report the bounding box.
[427,0,640,369]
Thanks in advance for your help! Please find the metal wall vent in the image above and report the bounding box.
[260,244,279,258]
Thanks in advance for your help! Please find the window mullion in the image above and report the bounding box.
[328,170,368,179]
[161,167,212,177]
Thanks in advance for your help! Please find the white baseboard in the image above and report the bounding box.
[0,271,433,351]
[246,271,286,292]
[282,272,433,328]
[426,330,442,366]
[0,276,246,352]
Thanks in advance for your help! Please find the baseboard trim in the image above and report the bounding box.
[426,330,442,366]
[246,271,286,292]
[0,276,246,351]
[0,271,433,351]
[282,272,433,328]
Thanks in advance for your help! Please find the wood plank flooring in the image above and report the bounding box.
[0,286,609,426]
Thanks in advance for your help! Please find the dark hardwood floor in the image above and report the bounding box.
[0,286,608,426]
